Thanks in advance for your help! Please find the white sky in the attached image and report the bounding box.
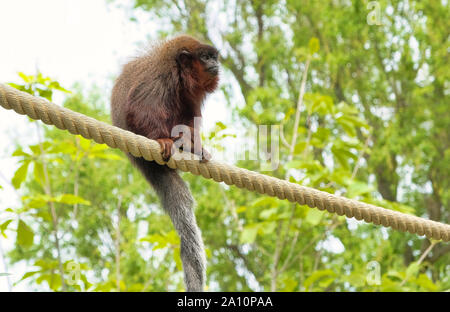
[0,0,230,291]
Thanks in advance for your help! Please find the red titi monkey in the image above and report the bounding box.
[111,35,220,291]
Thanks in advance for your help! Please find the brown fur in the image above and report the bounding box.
[110,35,220,291]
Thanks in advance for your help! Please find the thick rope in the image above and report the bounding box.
[0,83,449,242]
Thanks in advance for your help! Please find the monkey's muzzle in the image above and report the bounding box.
[207,65,219,76]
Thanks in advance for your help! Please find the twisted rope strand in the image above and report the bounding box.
[1,83,449,241]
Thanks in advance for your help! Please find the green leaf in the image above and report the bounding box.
[173,247,182,271]
[281,276,298,291]
[340,114,369,129]
[12,160,31,189]
[8,82,26,91]
[285,160,302,170]
[0,219,13,237]
[331,145,357,170]
[36,88,53,101]
[386,270,405,280]
[240,225,259,244]
[34,209,52,222]
[305,208,325,226]
[165,230,180,245]
[33,162,46,187]
[386,201,416,214]
[260,221,277,234]
[29,145,41,155]
[405,261,420,280]
[18,72,33,83]
[141,231,179,250]
[88,151,122,160]
[318,277,335,288]
[12,147,30,157]
[336,116,357,137]
[294,142,307,154]
[347,181,374,198]
[79,137,92,151]
[54,194,91,206]
[260,208,278,219]
[308,37,320,55]
[19,270,41,282]
[90,144,109,153]
[25,194,51,208]
[48,81,70,93]
[48,141,77,155]
[304,269,335,291]
[345,272,366,287]
[37,273,62,290]
[17,220,34,247]
[216,121,227,130]
[415,274,438,291]
[250,196,279,208]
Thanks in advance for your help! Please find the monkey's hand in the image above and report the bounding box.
[156,138,175,162]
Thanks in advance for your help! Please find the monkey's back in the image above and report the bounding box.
[111,35,204,131]
[111,54,155,130]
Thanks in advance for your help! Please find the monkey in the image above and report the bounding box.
[110,35,220,292]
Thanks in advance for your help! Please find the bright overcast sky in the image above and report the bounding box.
[0,0,154,85]
[0,0,230,291]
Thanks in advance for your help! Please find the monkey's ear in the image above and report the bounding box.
[176,49,193,68]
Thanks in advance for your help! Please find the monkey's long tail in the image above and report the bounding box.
[130,155,206,292]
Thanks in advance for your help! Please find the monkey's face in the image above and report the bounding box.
[176,44,220,93]
[195,45,220,92]
[196,46,219,77]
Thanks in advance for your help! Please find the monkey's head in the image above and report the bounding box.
[165,35,220,94]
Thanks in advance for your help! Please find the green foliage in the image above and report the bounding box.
[16,220,34,248]
[8,72,70,102]
[1,0,448,292]
[113,0,448,292]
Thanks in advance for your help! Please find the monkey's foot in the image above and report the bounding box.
[156,138,174,162]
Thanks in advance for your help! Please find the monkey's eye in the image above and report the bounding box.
[200,54,210,62]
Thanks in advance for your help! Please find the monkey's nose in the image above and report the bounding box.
[207,66,219,76]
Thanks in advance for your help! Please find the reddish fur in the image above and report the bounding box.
[111,35,219,160]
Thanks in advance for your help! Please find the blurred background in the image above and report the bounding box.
[0,0,448,291]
